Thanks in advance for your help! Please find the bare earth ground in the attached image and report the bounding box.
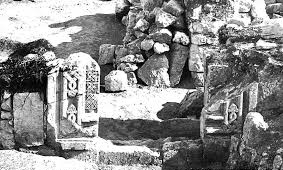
[0,0,193,167]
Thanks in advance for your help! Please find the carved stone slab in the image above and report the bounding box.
[47,53,100,143]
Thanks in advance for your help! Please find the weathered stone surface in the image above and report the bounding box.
[172,31,190,45]
[155,9,177,28]
[119,54,145,63]
[189,20,225,35]
[162,0,184,17]
[168,43,189,86]
[98,44,116,65]
[134,18,149,32]
[265,0,276,5]
[227,13,252,27]
[117,63,138,73]
[266,3,283,14]
[0,120,14,149]
[191,34,217,45]
[235,0,252,13]
[172,15,186,29]
[1,111,12,120]
[256,39,278,49]
[162,140,203,170]
[188,44,204,72]
[141,39,155,51]
[14,93,44,147]
[134,31,147,39]
[273,155,283,170]
[137,54,170,87]
[105,70,128,92]
[42,51,56,61]
[115,45,129,62]
[141,0,163,11]
[191,72,204,87]
[153,42,170,54]
[241,112,269,149]
[203,136,231,163]
[115,0,131,21]
[251,0,270,22]
[127,72,138,85]
[127,39,142,55]
[178,90,204,118]
[149,28,172,44]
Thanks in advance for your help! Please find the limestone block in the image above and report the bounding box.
[140,0,163,11]
[188,44,204,72]
[127,39,142,55]
[1,111,12,120]
[155,9,177,28]
[256,39,278,49]
[98,44,116,65]
[189,20,226,35]
[127,72,138,86]
[172,31,190,45]
[105,70,128,92]
[168,43,189,86]
[117,63,138,73]
[141,39,155,51]
[0,120,14,149]
[266,3,283,14]
[14,93,44,147]
[191,72,204,87]
[1,91,12,112]
[162,140,203,169]
[153,42,170,54]
[134,31,147,39]
[115,45,129,62]
[235,0,252,13]
[137,54,170,87]
[265,0,276,5]
[119,54,145,63]
[162,0,184,17]
[134,18,149,32]
[251,0,270,22]
[227,13,252,27]
[191,34,218,45]
[149,28,172,44]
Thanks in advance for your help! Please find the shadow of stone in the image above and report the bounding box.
[157,102,181,120]
[99,118,200,141]
[49,14,126,60]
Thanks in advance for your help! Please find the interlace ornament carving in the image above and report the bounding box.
[86,70,99,82]
[228,103,238,124]
[85,93,98,111]
[66,104,77,123]
[64,72,79,97]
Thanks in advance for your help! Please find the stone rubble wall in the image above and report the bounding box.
[99,0,273,89]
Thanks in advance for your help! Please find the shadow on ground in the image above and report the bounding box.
[157,102,181,120]
[99,117,200,141]
[49,14,126,60]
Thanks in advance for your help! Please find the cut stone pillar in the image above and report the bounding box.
[47,52,100,151]
[14,93,44,147]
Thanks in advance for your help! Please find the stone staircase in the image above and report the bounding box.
[54,117,229,170]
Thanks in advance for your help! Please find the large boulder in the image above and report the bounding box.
[105,70,128,92]
[138,54,170,87]
[168,43,189,86]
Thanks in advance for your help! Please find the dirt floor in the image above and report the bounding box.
[0,0,194,141]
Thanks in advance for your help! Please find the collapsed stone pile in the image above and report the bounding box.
[98,0,275,90]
